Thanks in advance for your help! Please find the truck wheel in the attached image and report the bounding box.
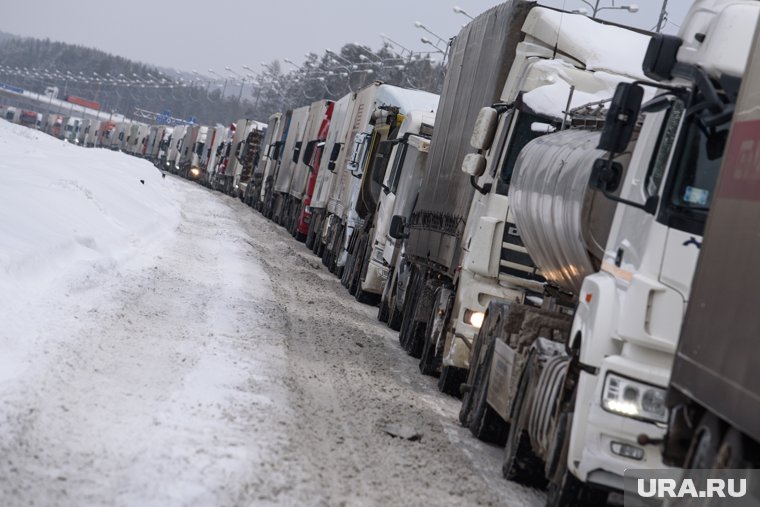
[546,468,607,507]
[502,357,546,487]
[305,223,316,250]
[715,428,747,469]
[468,336,508,444]
[418,326,441,377]
[460,305,499,426]
[350,235,366,291]
[685,413,722,469]
[377,298,390,323]
[388,303,402,331]
[438,365,467,398]
[399,268,423,350]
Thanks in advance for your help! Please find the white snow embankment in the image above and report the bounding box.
[0,120,179,281]
[0,119,180,381]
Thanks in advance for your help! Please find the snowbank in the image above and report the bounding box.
[0,119,181,382]
[0,119,180,284]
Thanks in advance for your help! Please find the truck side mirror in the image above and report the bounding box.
[643,34,683,82]
[327,142,342,172]
[292,141,302,163]
[302,139,317,165]
[591,157,659,215]
[590,158,623,193]
[470,107,498,150]
[462,153,486,178]
[598,83,644,154]
[389,215,408,240]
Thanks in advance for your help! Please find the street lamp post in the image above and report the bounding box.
[379,33,414,61]
[209,69,228,98]
[414,21,447,49]
[655,0,669,32]
[453,6,474,20]
[578,0,639,18]
[420,37,445,55]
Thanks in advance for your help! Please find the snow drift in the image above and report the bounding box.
[0,119,180,284]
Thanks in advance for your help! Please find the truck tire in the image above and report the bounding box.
[685,413,722,469]
[502,357,546,487]
[418,325,441,377]
[347,237,364,295]
[354,236,379,305]
[467,335,508,444]
[460,303,501,426]
[419,287,451,377]
[305,218,318,251]
[378,297,390,323]
[438,365,467,398]
[546,468,607,507]
[405,277,438,358]
[716,428,748,468]
[399,268,421,350]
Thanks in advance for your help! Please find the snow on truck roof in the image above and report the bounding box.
[374,84,439,116]
[523,7,650,80]
[520,8,652,118]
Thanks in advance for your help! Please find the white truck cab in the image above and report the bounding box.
[567,0,760,497]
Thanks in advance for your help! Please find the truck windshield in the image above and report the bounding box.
[496,111,552,195]
[388,142,425,194]
[663,114,731,235]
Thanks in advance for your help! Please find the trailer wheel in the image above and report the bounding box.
[502,357,546,487]
[685,413,722,469]
[546,467,607,507]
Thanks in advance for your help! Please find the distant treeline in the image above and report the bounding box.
[0,34,445,125]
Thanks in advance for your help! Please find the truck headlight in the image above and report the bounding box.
[463,309,485,329]
[602,373,667,424]
[190,168,200,177]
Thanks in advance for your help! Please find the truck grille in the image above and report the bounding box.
[499,222,544,283]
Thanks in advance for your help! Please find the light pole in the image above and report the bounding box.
[414,21,447,49]
[325,49,355,67]
[209,69,228,98]
[379,33,413,60]
[225,67,247,103]
[420,37,445,55]
[578,0,639,18]
[655,0,669,32]
[453,6,474,20]
[283,58,303,71]
[350,43,384,63]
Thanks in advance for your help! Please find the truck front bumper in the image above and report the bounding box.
[569,360,672,493]
[444,270,524,370]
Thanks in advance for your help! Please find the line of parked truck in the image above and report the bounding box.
[6,1,759,504]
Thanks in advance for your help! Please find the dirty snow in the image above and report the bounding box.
[0,118,542,506]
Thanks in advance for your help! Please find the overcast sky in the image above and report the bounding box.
[3,0,690,77]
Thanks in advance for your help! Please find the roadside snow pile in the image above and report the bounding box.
[0,119,180,284]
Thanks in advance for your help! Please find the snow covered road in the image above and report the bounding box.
[0,124,543,506]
